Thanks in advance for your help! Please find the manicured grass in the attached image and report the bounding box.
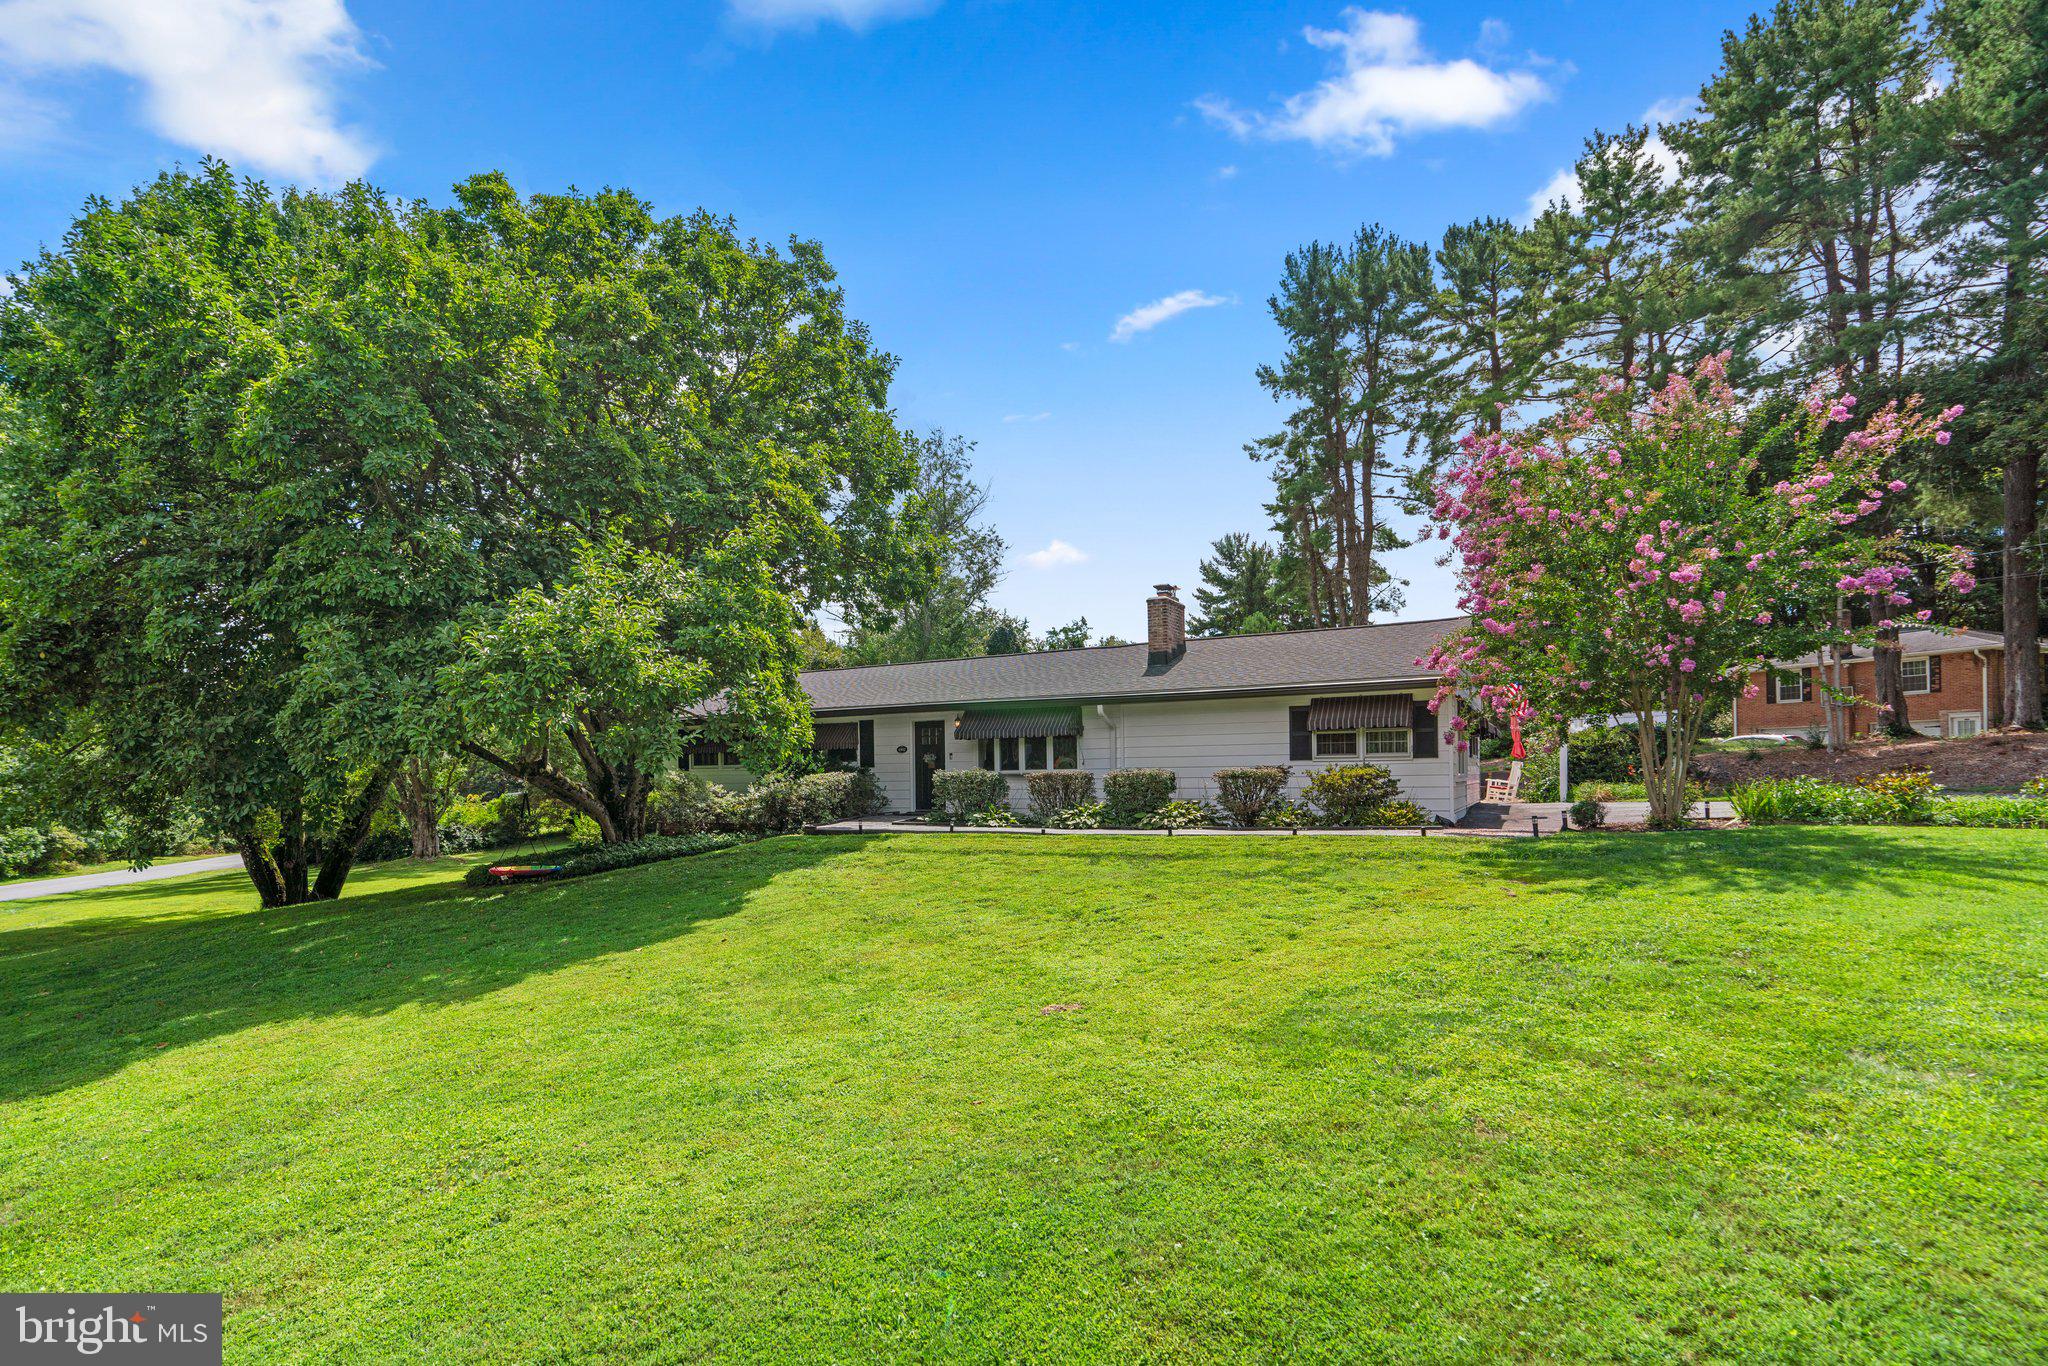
[2,830,2044,1360]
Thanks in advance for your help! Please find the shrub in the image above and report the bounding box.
[1730,776,2046,828]
[1102,769,1176,823]
[1931,796,2048,828]
[1046,801,1105,830]
[1025,771,1095,824]
[1568,797,1607,830]
[1138,799,1218,830]
[1365,800,1435,828]
[2021,775,2048,800]
[0,825,48,876]
[965,806,1022,827]
[1860,767,1939,820]
[1254,799,1309,830]
[750,771,882,830]
[1212,765,1291,828]
[463,832,754,887]
[930,769,1010,823]
[1302,764,1403,827]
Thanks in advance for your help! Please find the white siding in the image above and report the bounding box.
[783,689,1470,823]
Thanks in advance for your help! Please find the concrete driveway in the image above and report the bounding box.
[0,854,244,904]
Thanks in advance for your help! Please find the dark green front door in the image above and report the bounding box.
[914,720,946,810]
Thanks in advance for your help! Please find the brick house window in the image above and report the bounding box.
[1901,657,1932,694]
[1772,672,1807,704]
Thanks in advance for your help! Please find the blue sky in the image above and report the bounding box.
[0,0,1750,642]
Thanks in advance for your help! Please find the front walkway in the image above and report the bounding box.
[1458,799,1735,831]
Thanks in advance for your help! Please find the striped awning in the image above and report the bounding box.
[812,721,861,750]
[954,707,1083,740]
[1305,693,1413,730]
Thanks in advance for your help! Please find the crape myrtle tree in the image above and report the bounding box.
[1424,355,1970,828]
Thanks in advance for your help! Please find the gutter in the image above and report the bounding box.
[1974,649,1990,729]
[808,673,1446,718]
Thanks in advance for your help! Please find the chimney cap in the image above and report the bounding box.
[1152,583,1179,597]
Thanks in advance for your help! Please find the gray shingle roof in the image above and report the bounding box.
[800,617,1464,715]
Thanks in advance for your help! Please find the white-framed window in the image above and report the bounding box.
[978,735,1079,773]
[1360,728,1410,756]
[1315,728,1410,758]
[1773,672,1806,704]
[1947,712,1982,738]
[1901,656,1932,694]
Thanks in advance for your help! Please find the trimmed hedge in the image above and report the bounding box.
[463,832,755,888]
[1212,765,1290,828]
[1102,769,1175,822]
[930,769,1009,822]
[1302,764,1403,826]
[1025,770,1095,824]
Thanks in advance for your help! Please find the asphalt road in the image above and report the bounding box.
[0,854,244,904]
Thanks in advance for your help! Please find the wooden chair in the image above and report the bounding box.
[1483,760,1523,804]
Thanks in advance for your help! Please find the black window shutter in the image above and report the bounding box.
[1288,706,1312,760]
[1803,668,1816,702]
[1927,656,1942,691]
[1410,701,1439,758]
[858,719,875,768]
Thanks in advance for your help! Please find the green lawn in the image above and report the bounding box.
[2,831,2044,1361]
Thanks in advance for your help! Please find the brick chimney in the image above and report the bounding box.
[1146,583,1186,669]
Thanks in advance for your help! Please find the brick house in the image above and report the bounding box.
[1732,628,2045,740]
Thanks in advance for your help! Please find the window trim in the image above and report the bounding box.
[1313,730,1358,758]
[1772,671,1806,704]
[978,733,1081,774]
[1313,727,1413,760]
[1901,655,1932,695]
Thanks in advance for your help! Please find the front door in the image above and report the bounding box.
[914,720,946,810]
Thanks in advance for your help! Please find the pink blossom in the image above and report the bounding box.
[1935,431,1951,445]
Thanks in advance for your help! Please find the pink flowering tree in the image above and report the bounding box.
[1423,356,1971,828]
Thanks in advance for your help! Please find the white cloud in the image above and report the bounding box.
[1002,411,1051,424]
[1060,340,1081,352]
[1110,289,1228,342]
[1523,97,1693,222]
[1198,9,1550,157]
[1213,163,1239,181]
[728,0,936,29]
[1024,539,1087,570]
[0,0,376,183]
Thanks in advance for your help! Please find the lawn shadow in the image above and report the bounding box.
[1457,823,2048,899]
[0,837,852,1104]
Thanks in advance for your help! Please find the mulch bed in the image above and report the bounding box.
[1693,729,2048,793]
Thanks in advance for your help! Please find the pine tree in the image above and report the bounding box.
[1673,0,1940,733]
[1922,0,2048,726]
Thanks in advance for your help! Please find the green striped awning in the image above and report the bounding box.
[811,721,861,751]
[1305,693,1413,730]
[954,707,1083,740]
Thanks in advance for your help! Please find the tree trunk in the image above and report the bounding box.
[1870,600,1913,739]
[2005,445,2043,728]
[395,756,446,860]
[231,767,393,907]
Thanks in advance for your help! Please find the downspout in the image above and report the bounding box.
[1094,704,1120,769]
[1974,650,1990,731]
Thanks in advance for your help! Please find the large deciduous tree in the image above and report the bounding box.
[0,165,519,905]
